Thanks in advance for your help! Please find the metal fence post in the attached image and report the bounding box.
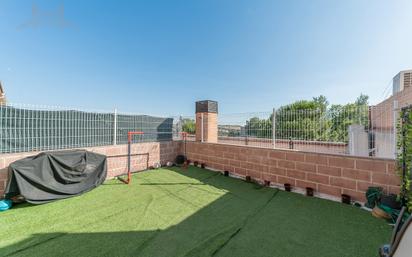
[272,108,276,149]
[179,115,183,139]
[113,108,117,145]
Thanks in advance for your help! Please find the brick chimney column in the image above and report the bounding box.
[195,100,218,143]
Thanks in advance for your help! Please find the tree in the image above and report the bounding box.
[355,94,369,106]
[273,95,329,141]
[245,117,272,138]
[182,119,195,134]
[328,94,369,142]
[244,94,369,143]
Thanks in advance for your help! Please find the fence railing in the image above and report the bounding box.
[217,105,398,159]
[0,104,184,154]
[0,103,398,159]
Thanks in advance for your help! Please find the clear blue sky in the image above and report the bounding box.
[1,0,411,116]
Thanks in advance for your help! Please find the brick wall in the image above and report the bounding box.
[0,139,400,203]
[196,112,218,143]
[217,137,348,155]
[0,141,181,197]
[372,85,412,129]
[185,142,399,202]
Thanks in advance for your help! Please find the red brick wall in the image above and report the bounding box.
[0,141,181,197]
[372,85,412,129]
[185,142,399,202]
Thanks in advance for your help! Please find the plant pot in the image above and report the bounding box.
[224,170,229,177]
[201,163,206,169]
[341,194,351,204]
[264,180,270,187]
[245,176,251,182]
[186,159,191,165]
[372,206,391,220]
[175,155,187,165]
[194,161,199,167]
[380,194,402,210]
[306,187,314,197]
[284,183,292,192]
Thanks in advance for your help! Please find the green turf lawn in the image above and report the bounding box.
[0,167,391,257]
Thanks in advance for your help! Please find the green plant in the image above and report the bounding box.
[397,107,412,212]
[182,118,196,134]
[244,94,369,142]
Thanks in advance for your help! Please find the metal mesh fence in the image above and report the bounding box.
[0,102,398,159]
[0,104,176,154]
[218,105,398,159]
[116,114,174,144]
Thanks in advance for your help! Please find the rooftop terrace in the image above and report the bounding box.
[0,167,390,257]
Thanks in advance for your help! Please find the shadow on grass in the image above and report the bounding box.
[0,167,390,257]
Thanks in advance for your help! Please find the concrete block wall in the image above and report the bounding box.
[185,142,399,202]
[0,141,182,197]
[0,138,400,203]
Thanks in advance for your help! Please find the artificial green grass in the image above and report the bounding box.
[0,167,391,257]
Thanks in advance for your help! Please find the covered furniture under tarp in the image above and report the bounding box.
[5,150,107,204]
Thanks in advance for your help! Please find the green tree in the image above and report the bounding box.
[244,94,369,143]
[182,119,195,134]
[328,94,369,142]
[273,95,329,141]
[245,117,272,138]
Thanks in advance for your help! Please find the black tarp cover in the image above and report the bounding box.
[5,150,107,204]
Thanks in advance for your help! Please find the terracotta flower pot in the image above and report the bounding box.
[224,170,229,177]
[284,183,292,192]
[201,163,206,169]
[341,194,351,204]
[306,187,314,197]
[194,161,199,167]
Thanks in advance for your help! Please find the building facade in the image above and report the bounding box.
[0,82,6,105]
[393,70,412,95]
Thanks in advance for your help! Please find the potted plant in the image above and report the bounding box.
[264,180,270,187]
[201,163,206,169]
[245,176,251,182]
[194,161,199,167]
[224,170,229,177]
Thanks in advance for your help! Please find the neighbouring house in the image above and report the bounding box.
[393,69,412,95]
[0,82,6,105]
[369,69,412,158]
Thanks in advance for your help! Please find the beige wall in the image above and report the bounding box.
[195,112,218,143]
